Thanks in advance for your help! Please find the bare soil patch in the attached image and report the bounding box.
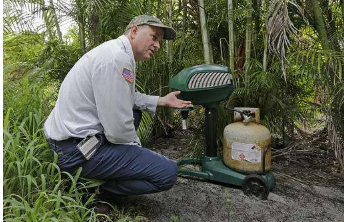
[118,130,344,222]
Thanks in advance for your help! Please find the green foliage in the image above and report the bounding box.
[37,39,82,82]
[291,47,344,136]
[3,105,99,221]
[3,32,76,118]
[3,31,146,219]
[169,215,184,222]
[3,32,43,66]
[135,31,204,138]
[3,79,145,221]
[3,78,47,122]
[4,2,344,218]
[227,57,313,137]
[137,111,154,146]
[84,0,141,48]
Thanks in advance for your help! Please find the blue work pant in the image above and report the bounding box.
[48,111,178,196]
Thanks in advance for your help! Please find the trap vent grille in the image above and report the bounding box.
[188,72,232,89]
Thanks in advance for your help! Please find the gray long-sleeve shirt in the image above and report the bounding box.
[44,35,159,145]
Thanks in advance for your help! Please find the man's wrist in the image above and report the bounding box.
[157,96,166,106]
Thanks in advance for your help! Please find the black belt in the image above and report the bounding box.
[48,134,104,146]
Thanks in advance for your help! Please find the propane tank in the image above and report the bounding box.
[223,108,272,174]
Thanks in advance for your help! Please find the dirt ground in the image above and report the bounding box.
[118,130,344,222]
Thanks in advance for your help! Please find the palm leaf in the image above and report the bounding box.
[267,0,307,80]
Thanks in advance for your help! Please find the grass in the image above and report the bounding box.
[3,78,146,221]
[3,107,101,221]
[169,215,184,222]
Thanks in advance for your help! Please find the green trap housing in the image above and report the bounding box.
[169,64,234,108]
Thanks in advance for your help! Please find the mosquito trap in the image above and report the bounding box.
[169,64,276,199]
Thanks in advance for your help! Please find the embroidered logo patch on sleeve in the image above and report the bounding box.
[122,68,134,83]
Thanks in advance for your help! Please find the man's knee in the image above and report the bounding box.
[158,160,178,191]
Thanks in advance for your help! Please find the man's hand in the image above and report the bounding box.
[158,91,193,109]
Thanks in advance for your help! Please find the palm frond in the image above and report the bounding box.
[267,0,307,80]
[291,49,344,84]
[4,9,36,33]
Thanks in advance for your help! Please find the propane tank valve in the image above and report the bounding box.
[224,105,260,124]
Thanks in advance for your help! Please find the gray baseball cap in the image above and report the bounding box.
[126,15,176,40]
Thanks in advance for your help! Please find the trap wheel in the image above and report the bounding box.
[242,174,269,200]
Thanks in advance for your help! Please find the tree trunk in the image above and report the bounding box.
[76,0,86,54]
[310,0,331,50]
[179,0,187,60]
[198,0,213,64]
[79,22,86,54]
[166,0,173,64]
[263,31,268,72]
[253,0,261,42]
[157,0,161,18]
[321,0,340,50]
[263,0,268,72]
[228,0,235,72]
[49,0,63,41]
[245,0,253,88]
[148,0,152,15]
[41,0,54,40]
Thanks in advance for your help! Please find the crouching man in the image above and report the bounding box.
[44,15,193,202]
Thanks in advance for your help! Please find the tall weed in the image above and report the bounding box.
[3,78,145,221]
[3,106,100,221]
